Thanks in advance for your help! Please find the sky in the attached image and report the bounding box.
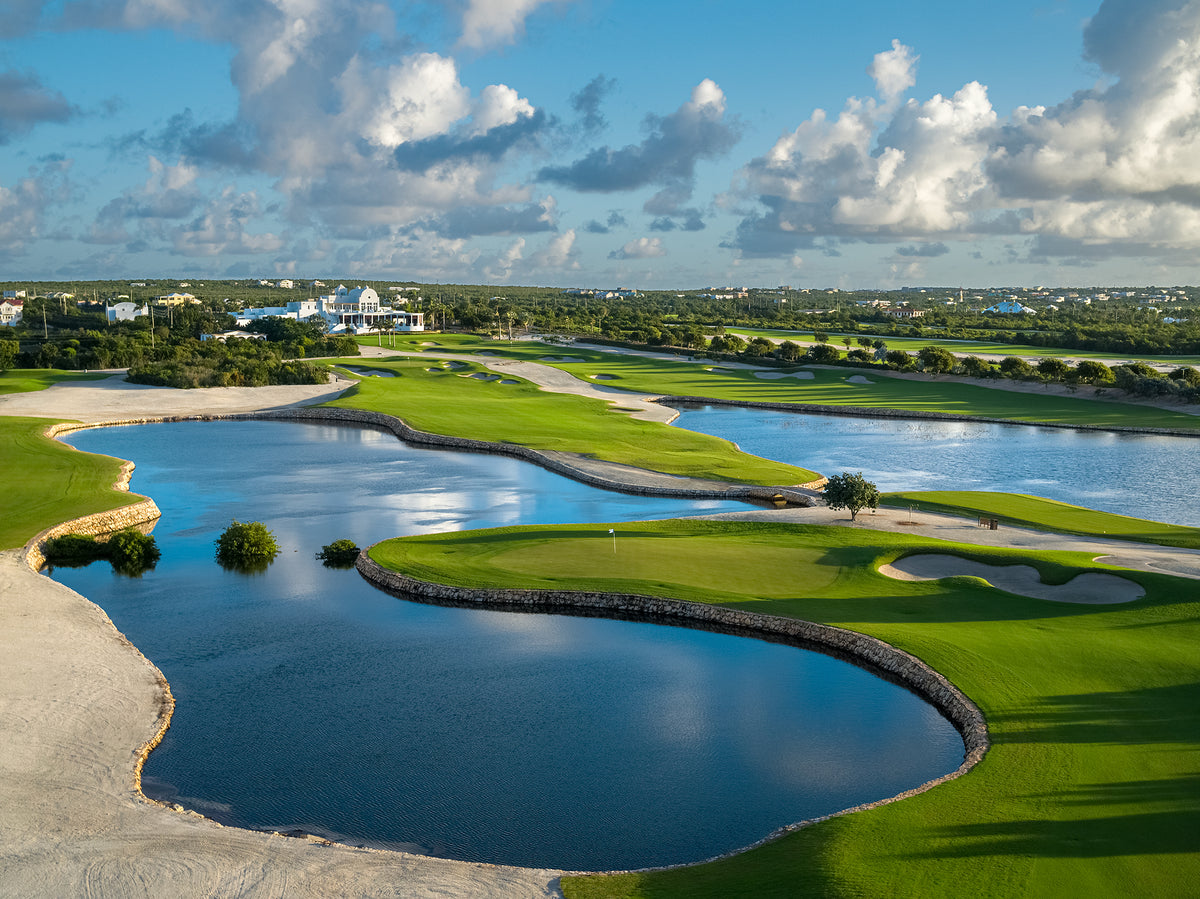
[3,0,1200,289]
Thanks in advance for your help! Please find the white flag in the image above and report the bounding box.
[608,529,614,534]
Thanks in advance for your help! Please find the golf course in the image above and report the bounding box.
[1,342,1197,898]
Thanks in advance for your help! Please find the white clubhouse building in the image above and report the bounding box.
[237,285,424,333]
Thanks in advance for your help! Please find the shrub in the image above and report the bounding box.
[1000,356,1034,379]
[215,520,280,570]
[316,538,361,567]
[107,528,161,575]
[43,533,106,567]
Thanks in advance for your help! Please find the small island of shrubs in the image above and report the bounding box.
[43,528,160,576]
[215,520,280,571]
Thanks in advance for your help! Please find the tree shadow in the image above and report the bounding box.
[991,681,1200,747]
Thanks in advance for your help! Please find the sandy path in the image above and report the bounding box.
[877,554,1145,603]
[698,504,1200,580]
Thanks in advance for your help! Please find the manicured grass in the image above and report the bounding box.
[0,368,114,395]
[727,327,1200,367]
[325,358,818,485]
[0,417,141,550]
[370,519,1200,897]
[883,491,1200,550]
[369,335,1200,432]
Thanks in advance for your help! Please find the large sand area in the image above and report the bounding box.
[2,366,1198,897]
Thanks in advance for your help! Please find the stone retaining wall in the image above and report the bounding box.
[23,498,162,572]
[659,395,1200,437]
[356,551,989,871]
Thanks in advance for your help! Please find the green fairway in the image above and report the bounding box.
[369,519,1200,898]
[366,335,1200,432]
[326,358,818,485]
[883,491,1200,550]
[0,417,141,550]
[0,368,114,396]
[727,326,1200,367]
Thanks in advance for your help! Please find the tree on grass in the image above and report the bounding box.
[215,520,280,571]
[823,472,880,521]
[1037,357,1072,380]
[917,345,957,375]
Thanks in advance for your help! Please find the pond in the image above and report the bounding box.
[671,404,1200,527]
[52,420,963,871]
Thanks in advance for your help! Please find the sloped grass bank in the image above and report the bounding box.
[326,359,818,485]
[0,416,139,549]
[369,519,1200,898]
[883,491,1200,550]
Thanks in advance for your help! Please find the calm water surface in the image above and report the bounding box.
[54,420,962,870]
[671,405,1200,526]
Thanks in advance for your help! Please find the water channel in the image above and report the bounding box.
[52,420,963,871]
[671,404,1200,527]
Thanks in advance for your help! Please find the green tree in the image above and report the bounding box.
[813,331,829,344]
[316,538,361,567]
[215,520,280,570]
[1075,360,1115,384]
[805,343,841,364]
[777,340,801,362]
[823,472,881,521]
[1000,356,1034,379]
[917,345,957,375]
[0,339,17,371]
[960,355,995,378]
[1037,357,1072,380]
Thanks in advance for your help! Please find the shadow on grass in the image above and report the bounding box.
[912,806,1200,859]
[992,681,1200,747]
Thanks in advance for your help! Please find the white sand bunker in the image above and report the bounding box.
[754,370,815,380]
[704,366,733,372]
[540,355,582,362]
[591,373,618,380]
[468,372,500,381]
[880,554,1144,604]
[499,379,520,384]
[846,375,873,384]
[343,366,396,377]
[444,361,467,369]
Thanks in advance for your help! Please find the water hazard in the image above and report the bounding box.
[52,420,963,870]
[671,404,1200,526]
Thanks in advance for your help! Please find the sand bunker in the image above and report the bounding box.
[468,372,500,381]
[343,367,396,377]
[846,375,873,384]
[879,554,1144,604]
[539,355,582,362]
[753,370,815,380]
[499,379,520,385]
[591,373,618,380]
[444,361,467,369]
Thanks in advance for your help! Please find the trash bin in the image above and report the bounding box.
[989,518,999,530]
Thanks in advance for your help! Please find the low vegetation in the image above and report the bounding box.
[43,528,160,576]
[316,538,361,567]
[367,519,1200,898]
[214,520,280,570]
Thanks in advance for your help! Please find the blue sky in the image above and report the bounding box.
[3,0,1199,289]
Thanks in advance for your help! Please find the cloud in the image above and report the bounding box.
[730,2,1200,264]
[538,79,740,213]
[0,0,44,36]
[571,74,616,134]
[649,209,705,232]
[460,0,562,49]
[609,236,665,260]
[168,187,283,256]
[896,241,949,257]
[532,228,579,269]
[0,70,78,143]
[0,158,72,260]
[420,196,557,238]
[583,210,626,234]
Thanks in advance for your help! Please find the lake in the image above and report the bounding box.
[52,419,963,870]
[671,404,1200,526]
